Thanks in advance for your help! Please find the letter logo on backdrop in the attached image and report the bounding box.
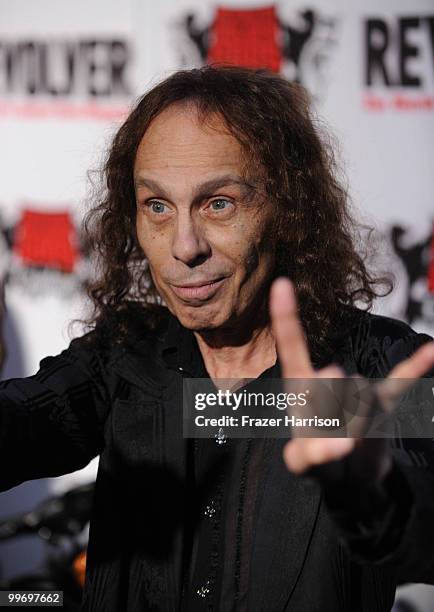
[0,38,132,120]
[363,14,434,111]
[361,13,434,332]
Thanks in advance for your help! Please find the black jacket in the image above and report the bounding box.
[1,306,434,611]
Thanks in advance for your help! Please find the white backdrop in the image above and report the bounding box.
[0,0,433,607]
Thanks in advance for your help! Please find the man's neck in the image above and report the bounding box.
[193,323,277,380]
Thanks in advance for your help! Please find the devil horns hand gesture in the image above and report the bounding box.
[269,277,434,536]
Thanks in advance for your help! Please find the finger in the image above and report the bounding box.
[316,364,345,379]
[288,365,345,435]
[378,341,434,407]
[388,340,434,379]
[269,277,312,378]
[283,437,356,475]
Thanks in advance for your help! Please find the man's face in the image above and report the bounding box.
[134,103,275,331]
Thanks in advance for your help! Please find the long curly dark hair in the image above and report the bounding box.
[84,65,391,361]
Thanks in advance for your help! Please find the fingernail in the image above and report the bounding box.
[330,438,355,457]
[270,277,295,315]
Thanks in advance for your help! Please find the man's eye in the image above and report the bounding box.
[209,198,232,212]
[148,201,168,214]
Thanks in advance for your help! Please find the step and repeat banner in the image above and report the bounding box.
[0,0,433,603]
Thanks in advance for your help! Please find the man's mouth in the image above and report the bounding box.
[169,277,227,301]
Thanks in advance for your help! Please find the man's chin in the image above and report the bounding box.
[172,304,228,331]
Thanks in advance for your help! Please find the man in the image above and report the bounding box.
[1,66,434,611]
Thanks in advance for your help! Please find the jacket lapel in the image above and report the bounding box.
[248,439,322,611]
[108,343,189,612]
[246,331,353,611]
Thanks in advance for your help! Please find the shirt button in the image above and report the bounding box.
[215,427,226,445]
[204,500,216,518]
[196,580,211,598]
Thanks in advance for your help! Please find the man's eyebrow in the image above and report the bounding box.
[133,174,258,203]
[134,177,171,199]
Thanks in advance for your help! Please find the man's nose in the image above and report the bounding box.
[171,214,211,266]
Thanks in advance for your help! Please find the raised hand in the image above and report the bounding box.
[269,276,434,479]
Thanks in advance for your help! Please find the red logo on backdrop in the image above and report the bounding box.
[179,5,337,100]
[207,6,281,71]
[13,209,79,273]
[429,228,434,292]
[390,224,434,326]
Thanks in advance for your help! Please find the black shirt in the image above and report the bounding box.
[1,305,434,611]
[162,314,279,609]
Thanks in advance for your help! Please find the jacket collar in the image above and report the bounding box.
[156,311,208,377]
[110,304,354,394]
[157,309,286,379]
